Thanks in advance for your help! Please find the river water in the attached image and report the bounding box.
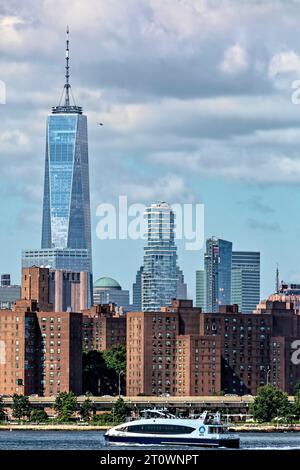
[0,431,300,450]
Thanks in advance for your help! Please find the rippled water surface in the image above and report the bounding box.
[0,431,300,450]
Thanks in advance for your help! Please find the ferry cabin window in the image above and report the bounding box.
[208,426,224,434]
[118,426,128,432]
[128,424,196,434]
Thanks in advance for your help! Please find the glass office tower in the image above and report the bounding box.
[231,251,260,313]
[41,110,92,271]
[142,202,178,312]
[22,29,93,304]
[195,269,206,311]
[205,237,232,313]
[41,29,91,269]
[132,266,143,311]
[43,29,92,270]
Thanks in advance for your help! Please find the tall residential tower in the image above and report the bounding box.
[132,202,186,312]
[142,202,178,311]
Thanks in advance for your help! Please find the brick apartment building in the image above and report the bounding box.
[127,300,221,396]
[82,303,126,352]
[2,267,300,398]
[127,299,300,396]
[200,305,273,395]
[0,299,82,396]
[0,267,82,396]
[256,299,300,395]
[0,267,126,396]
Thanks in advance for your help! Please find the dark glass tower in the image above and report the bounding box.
[204,237,232,313]
[41,28,92,272]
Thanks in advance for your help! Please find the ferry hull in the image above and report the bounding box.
[104,434,240,449]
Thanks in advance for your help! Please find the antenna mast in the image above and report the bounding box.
[64,25,70,106]
[52,26,82,114]
[275,264,280,294]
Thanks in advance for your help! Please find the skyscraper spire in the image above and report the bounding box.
[52,27,82,114]
[275,264,280,294]
[64,25,70,106]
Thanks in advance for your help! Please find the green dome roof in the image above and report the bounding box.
[93,277,121,289]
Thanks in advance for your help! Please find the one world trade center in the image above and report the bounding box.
[22,28,93,301]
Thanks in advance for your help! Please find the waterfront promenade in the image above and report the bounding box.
[1,394,295,411]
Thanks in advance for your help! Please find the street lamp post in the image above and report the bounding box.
[265,366,271,385]
[118,370,124,397]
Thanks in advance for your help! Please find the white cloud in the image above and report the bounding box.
[1,0,300,208]
[118,174,195,203]
[268,51,300,78]
[149,146,300,184]
[0,15,24,27]
[219,43,248,75]
[0,130,29,147]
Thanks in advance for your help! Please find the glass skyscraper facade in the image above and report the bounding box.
[176,267,187,300]
[22,29,93,304]
[141,202,178,312]
[22,248,90,272]
[231,251,260,313]
[133,264,187,311]
[204,237,232,313]
[195,269,206,311]
[132,266,143,311]
[41,110,92,271]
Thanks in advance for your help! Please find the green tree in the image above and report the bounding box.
[294,380,300,396]
[293,388,300,419]
[112,397,129,422]
[12,394,31,421]
[80,398,95,421]
[54,392,77,422]
[0,397,6,421]
[93,412,113,425]
[30,409,48,423]
[103,345,126,395]
[83,350,111,395]
[103,345,126,374]
[83,346,126,396]
[251,385,291,423]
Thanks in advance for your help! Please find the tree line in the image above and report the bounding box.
[0,393,128,424]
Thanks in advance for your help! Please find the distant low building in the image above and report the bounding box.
[0,274,21,310]
[279,282,300,295]
[93,277,130,312]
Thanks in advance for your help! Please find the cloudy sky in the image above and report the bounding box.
[1,0,300,300]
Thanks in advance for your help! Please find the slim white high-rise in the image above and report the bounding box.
[142,202,178,311]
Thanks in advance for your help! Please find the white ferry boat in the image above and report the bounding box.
[105,409,240,448]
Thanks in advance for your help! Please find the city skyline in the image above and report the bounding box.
[2,1,300,301]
